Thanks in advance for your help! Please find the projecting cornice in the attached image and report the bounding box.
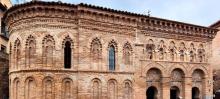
[3,0,218,39]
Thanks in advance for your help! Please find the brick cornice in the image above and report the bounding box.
[3,1,218,39]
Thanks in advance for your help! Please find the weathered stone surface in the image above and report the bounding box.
[0,51,9,99]
[4,1,217,99]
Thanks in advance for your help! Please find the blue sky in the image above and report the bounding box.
[11,0,220,26]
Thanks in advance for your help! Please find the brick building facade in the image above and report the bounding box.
[0,51,8,99]
[3,1,218,99]
[210,20,220,99]
[0,0,11,99]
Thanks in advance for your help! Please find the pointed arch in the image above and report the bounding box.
[108,40,118,51]
[14,39,21,69]
[198,44,205,62]
[42,35,55,67]
[189,43,196,62]
[158,40,166,60]
[108,40,117,71]
[90,37,102,61]
[25,35,36,68]
[169,41,176,61]
[62,36,73,69]
[146,39,155,60]
[123,42,132,65]
[62,36,74,48]
[179,42,186,61]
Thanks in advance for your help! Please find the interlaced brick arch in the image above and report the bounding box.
[14,39,21,69]
[189,43,196,62]
[42,35,55,67]
[198,44,206,62]
[123,42,132,65]
[107,39,118,71]
[107,39,118,52]
[90,37,102,61]
[42,35,55,48]
[157,40,166,60]
[169,41,177,61]
[179,42,186,61]
[62,35,74,48]
[25,35,36,68]
[146,39,155,60]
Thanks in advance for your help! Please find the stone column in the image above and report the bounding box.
[162,77,170,99]
[184,77,192,99]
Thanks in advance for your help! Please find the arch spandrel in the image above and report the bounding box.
[169,63,188,77]
[190,65,209,78]
[142,62,166,77]
[59,32,75,44]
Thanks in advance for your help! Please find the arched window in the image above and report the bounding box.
[14,39,21,69]
[42,35,55,67]
[123,42,132,65]
[25,77,36,99]
[124,81,132,99]
[13,78,20,99]
[62,78,73,99]
[169,41,176,61]
[108,80,117,99]
[109,46,115,71]
[92,79,101,99]
[190,51,194,62]
[179,42,186,61]
[180,50,184,61]
[62,36,73,69]
[64,41,71,69]
[158,40,166,60]
[25,35,36,68]
[43,77,54,99]
[189,43,195,62]
[146,39,155,60]
[198,44,205,62]
[91,38,102,61]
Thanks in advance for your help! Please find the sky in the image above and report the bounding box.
[11,0,220,27]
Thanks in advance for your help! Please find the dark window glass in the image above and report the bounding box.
[64,41,71,69]
[1,45,6,53]
[109,46,115,71]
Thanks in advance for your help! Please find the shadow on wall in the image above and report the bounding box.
[214,91,220,99]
